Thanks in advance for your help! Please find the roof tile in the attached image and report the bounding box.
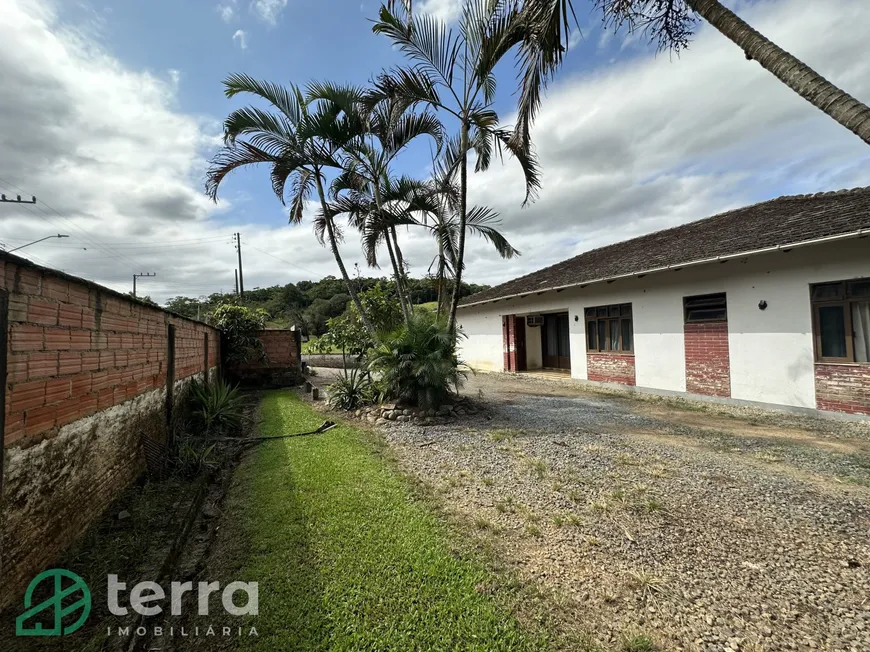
[460,187,870,307]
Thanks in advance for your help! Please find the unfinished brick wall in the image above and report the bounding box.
[684,322,731,397]
[815,364,870,415]
[0,253,220,608]
[587,353,636,386]
[227,328,301,388]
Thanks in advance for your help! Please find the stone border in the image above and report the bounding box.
[354,396,482,426]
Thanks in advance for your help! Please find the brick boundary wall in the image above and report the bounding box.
[587,353,636,386]
[684,322,731,397]
[815,363,870,415]
[0,252,220,608]
[228,328,302,388]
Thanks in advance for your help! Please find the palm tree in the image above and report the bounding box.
[309,84,444,320]
[514,0,870,147]
[325,172,436,321]
[424,138,519,318]
[372,1,541,334]
[205,74,378,337]
[391,0,870,147]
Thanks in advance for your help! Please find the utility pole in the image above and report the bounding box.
[233,233,244,298]
[234,269,239,295]
[0,194,36,204]
[133,272,156,298]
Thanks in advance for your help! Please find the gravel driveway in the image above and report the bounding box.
[374,372,870,652]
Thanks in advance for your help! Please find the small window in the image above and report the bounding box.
[684,293,727,323]
[586,303,633,354]
[811,279,870,363]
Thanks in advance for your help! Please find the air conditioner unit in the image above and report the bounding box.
[526,315,544,327]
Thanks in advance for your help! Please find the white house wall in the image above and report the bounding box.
[457,238,870,410]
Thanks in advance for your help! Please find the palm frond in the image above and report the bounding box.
[387,111,444,156]
[466,205,520,258]
[492,128,541,205]
[287,169,315,224]
[205,142,277,201]
[374,7,461,89]
[222,73,303,123]
[513,0,578,150]
[222,106,297,149]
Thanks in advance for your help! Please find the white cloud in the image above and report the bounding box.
[418,0,462,24]
[250,0,287,25]
[217,2,236,23]
[454,0,870,286]
[567,28,582,51]
[0,0,869,306]
[232,29,247,50]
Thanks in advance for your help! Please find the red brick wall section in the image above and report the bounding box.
[587,353,636,386]
[0,256,220,608]
[229,329,301,387]
[684,321,731,398]
[815,364,870,415]
[4,263,219,448]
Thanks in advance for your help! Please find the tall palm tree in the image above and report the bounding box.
[205,74,378,336]
[391,0,870,148]
[309,84,444,320]
[515,0,870,147]
[325,172,435,321]
[372,1,541,334]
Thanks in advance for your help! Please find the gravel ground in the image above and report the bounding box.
[371,372,870,652]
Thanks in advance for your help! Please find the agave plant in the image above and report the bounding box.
[327,367,379,411]
[188,378,245,438]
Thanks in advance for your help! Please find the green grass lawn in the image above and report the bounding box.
[192,391,544,651]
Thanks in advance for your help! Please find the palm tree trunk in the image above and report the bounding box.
[390,226,413,315]
[435,239,446,320]
[447,121,469,334]
[383,231,411,322]
[372,181,412,320]
[314,173,378,338]
[689,0,870,145]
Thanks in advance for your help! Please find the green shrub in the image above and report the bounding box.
[327,368,379,411]
[188,377,245,437]
[210,302,268,364]
[367,312,467,409]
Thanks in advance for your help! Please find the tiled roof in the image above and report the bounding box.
[459,187,870,307]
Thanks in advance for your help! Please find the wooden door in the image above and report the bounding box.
[514,317,527,371]
[542,313,571,370]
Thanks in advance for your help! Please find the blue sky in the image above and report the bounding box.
[0,0,868,301]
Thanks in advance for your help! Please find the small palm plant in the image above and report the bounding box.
[367,311,468,409]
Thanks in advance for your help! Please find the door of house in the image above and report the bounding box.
[542,312,571,370]
[514,317,527,371]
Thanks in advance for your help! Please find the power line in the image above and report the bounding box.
[243,242,321,277]
[0,178,152,271]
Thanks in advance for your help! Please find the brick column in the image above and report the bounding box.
[684,322,731,397]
